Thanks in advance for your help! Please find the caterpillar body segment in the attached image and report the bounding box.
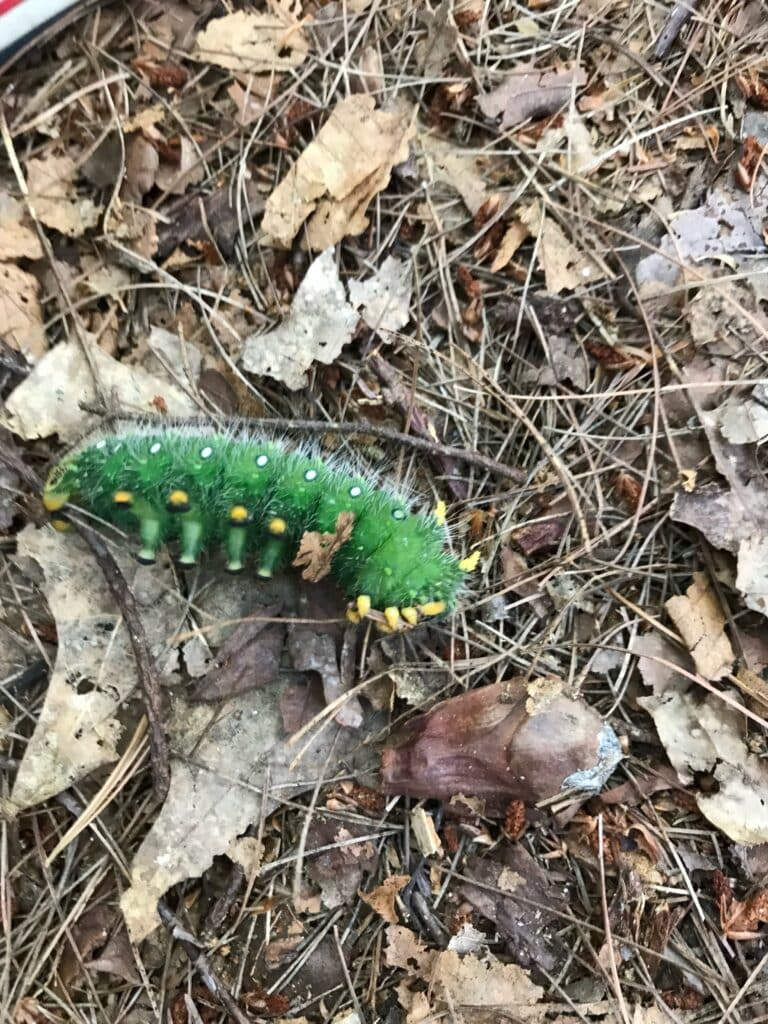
[43,427,477,628]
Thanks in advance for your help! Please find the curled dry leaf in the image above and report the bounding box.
[287,620,363,728]
[715,870,768,938]
[478,63,587,129]
[192,8,310,74]
[293,511,355,582]
[26,155,101,237]
[240,247,359,390]
[381,678,622,815]
[359,875,410,924]
[665,572,734,681]
[520,200,606,294]
[262,95,415,249]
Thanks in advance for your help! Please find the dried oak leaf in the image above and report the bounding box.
[381,678,621,815]
[665,572,734,682]
[359,874,410,924]
[191,8,310,74]
[0,191,43,260]
[262,94,415,249]
[188,605,285,702]
[293,511,355,582]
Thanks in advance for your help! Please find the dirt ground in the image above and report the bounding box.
[2,1,768,1022]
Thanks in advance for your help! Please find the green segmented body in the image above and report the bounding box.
[43,427,468,621]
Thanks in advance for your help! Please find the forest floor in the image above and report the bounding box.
[2,1,768,1023]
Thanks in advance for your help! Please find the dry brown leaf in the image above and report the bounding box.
[716,872,768,938]
[262,95,415,249]
[105,205,159,260]
[478,62,587,128]
[0,263,47,359]
[0,192,43,260]
[228,75,281,125]
[359,875,410,924]
[665,573,734,681]
[192,8,310,74]
[293,511,355,582]
[121,134,159,202]
[26,155,101,237]
[155,137,205,195]
[386,925,544,1016]
[520,200,605,294]
[418,131,495,215]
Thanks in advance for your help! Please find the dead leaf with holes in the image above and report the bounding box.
[0,263,47,359]
[262,94,415,249]
[191,7,310,74]
[665,573,734,681]
[347,255,413,336]
[4,335,197,442]
[0,191,43,260]
[26,155,101,237]
[240,247,359,390]
[292,511,355,582]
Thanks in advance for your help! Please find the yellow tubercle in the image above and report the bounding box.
[113,490,134,507]
[346,609,361,624]
[458,550,481,573]
[51,517,71,532]
[400,606,419,626]
[43,492,68,512]
[433,499,447,526]
[229,504,250,524]
[167,489,190,510]
[356,594,371,618]
[384,606,401,630]
[268,517,287,536]
[419,600,446,617]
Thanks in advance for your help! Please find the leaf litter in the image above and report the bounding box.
[4,1,768,1020]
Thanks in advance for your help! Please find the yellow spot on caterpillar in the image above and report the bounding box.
[113,490,134,507]
[43,492,67,511]
[433,499,447,526]
[384,606,401,630]
[167,489,190,511]
[51,516,70,532]
[229,504,250,524]
[346,608,361,624]
[268,517,287,536]
[459,550,481,572]
[356,594,371,618]
[377,622,396,634]
[400,606,419,626]
[419,601,446,617]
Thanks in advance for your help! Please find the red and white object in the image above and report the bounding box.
[0,0,83,56]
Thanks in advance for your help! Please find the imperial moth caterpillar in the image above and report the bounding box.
[42,425,480,630]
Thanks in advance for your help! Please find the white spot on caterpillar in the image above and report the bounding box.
[149,442,162,454]
[200,446,213,459]
[304,469,318,481]
[349,485,362,498]
[392,508,406,520]
[96,440,107,449]
[256,454,269,467]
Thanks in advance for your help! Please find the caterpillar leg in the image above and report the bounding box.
[257,534,287,578]
[136,513,162,565]
[178,517,204,568]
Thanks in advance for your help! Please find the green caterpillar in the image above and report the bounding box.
[42,425,479,631]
